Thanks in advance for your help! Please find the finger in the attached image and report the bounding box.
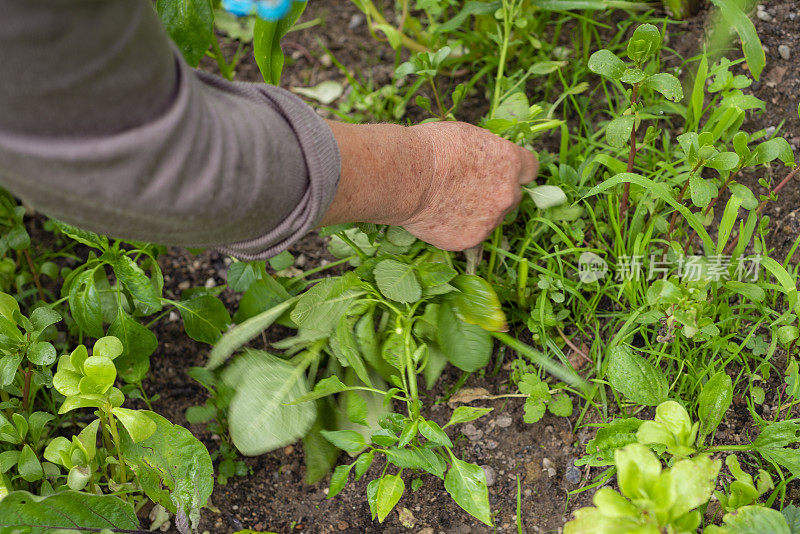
[516,146,539,185]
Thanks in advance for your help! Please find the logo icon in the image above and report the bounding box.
[578,252,608,283]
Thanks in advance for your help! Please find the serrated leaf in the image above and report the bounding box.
[374,260,422,303]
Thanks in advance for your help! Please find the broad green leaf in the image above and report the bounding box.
[626,24,661,63]
[112,407,157,443]
[291,274,363,335]
[174,294,231,345]
[588,49,626,80]
[376,474,405,522]
[698,371,733,437]
[303,404,340,484]
[0,491,138,533]
[93,336,123,360]
[320,430,366,454]
[328,463,352,499]
[748,137,795,166]
[335,316,371,386]
[27,342,56,367]
[108,310,158,383]
[620,68,646,84]
[606,345,668,406]
[17,445,43,482]
[418,420,452,447]
[221,350,316,455]
[69,270,104,338]
[289,376,348,404]
[450,275,507,332]
[705,151,739,171]
[615,443,661,498]
[444,454,492,526]
[0,353,23,387]
[52,220,108,250]
[80,356,116,394]
[526,185,568,210]
[28,307,61,332]
[227,262,258,292]
[210,296,297,370]
[111,255,162,311]
[643,72,683,102]
[436,302,492,372]
[417,262,457,288]
[121,411,213,531]
[689,175,717,209]
[605,115,634,148]
[717,505,791,534]
[782,505,800,533]
[157,0,214,67]
[664,455,721,517]
[253,2,306,85]
[373,259,422,303]
[445,407,493,428]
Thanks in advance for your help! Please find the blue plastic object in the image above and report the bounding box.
[255,0,292,21]
[222,0,306,21]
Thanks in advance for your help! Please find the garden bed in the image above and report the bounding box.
[129,1,800,532]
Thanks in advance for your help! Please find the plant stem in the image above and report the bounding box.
[403,317,420,419]
[105,410,128,485]
[490,0,514,118]
[620,85,640,225]
[22,249,45,301]
[337,232,368,261]
[21,365,32,413]
[211,36,234,81]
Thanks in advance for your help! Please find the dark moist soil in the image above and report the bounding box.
[140,1,800,532]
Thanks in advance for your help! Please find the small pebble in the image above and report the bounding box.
[481,465,496,487]
[495,415,513,428]
[778,45,791,60]
[756,10,772,21]
[565,463,581,484]
[462,423,483,442]
[204,277,216,288]
[337,520,349,530]
[485,440,499,450]
[348,13,364,29]
[765,126,776,138]
[177,280,191,291]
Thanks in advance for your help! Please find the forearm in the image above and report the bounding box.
[0,0,340,260]
[320,122,433,228]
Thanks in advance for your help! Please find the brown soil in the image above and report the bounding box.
[140,1,800,533]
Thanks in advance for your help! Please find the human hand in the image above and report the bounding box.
[321,121,538,250]
[401,121,538,250]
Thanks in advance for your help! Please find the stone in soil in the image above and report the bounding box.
[495,415,513,428]
[778,44,791,60]
[481,465,497,487]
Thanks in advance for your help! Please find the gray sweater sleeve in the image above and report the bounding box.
[0,0,340,260]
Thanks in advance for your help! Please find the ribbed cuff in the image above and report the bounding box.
[216,82,341,260]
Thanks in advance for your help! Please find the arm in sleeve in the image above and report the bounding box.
[0,0,340,260]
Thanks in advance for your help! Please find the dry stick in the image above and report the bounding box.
[723,164,800,255]
[683,168,740,254]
